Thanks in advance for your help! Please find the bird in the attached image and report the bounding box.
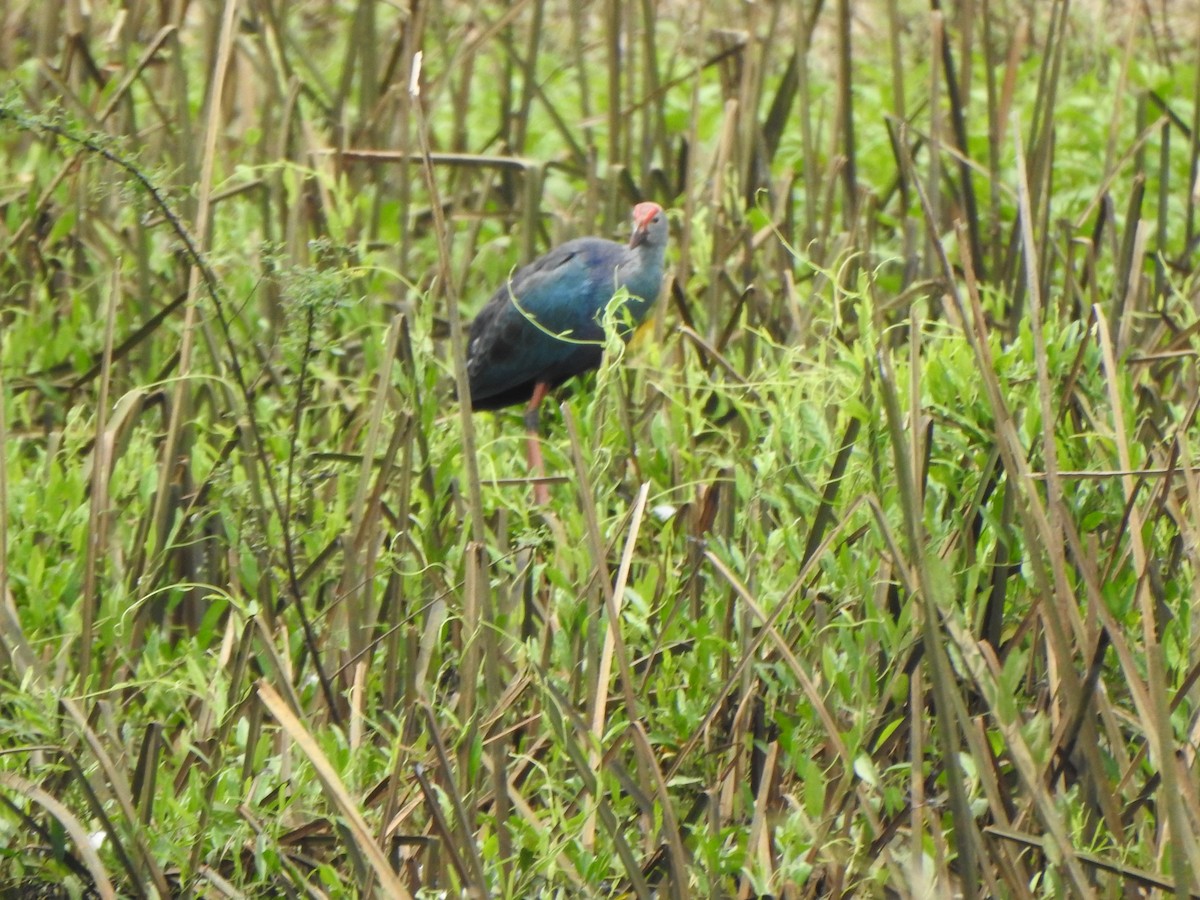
[465,201,668,503]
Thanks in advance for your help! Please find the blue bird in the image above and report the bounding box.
[466,202,668,502]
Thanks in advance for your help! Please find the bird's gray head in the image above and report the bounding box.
[628,202,667,251]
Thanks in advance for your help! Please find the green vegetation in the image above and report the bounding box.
[2,0,1199,896]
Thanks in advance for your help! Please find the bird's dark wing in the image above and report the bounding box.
[466,239,623,409]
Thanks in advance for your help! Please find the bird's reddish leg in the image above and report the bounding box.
[524,381,551,505]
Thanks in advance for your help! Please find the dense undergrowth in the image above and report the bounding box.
[2,0,1200,897]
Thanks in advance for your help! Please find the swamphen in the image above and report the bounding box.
[466,202,668,503]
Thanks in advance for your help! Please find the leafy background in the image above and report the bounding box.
[2,0,1200,896]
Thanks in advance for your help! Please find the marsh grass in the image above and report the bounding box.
[2,0,1200,896]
